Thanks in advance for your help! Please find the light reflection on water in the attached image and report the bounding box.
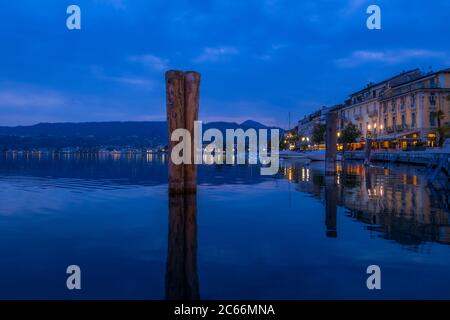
[0,153,449,299]
[280,160,450,248]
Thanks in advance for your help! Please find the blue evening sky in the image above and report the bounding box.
[0,0,449,128]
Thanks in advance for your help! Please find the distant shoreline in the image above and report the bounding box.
[1,149,168,155]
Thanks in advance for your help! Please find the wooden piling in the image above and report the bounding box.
[166,70,186,195]
[325,111,338,175]
[184,72,201,194]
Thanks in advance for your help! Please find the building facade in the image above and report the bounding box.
[338,68,450,148]
[297,105,341,148]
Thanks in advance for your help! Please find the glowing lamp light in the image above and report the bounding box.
[367,124,372,130]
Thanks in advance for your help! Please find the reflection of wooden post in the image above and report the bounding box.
[364,138,372,166]
[325,111,338,175]
[165,193,199,300]
[166,71,185,195]
[166,194,185,299]
[365,166,372,191]
[183,193,199,298]
[184,72,201,194]
[325,176,338,237]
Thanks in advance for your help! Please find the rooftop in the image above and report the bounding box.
[348,68,421,97]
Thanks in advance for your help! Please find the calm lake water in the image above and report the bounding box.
[0,153,449,299]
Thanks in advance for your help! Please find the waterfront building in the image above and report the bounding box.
[297,106,334,148]
[338,68,450,148]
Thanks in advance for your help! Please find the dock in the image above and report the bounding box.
[344,150,450,181]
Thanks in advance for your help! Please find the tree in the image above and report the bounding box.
[431,110,446,147]
[311,123,326,145]
[338,123,361,153]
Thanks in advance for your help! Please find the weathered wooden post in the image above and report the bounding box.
[166,70,185,195]
[166,70,200,194]
[325,111,338,175]
[364,138,372,166]
[184,72,201,194]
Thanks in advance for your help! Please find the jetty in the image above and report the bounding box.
[343,150,450,182]
[343,150,448,167]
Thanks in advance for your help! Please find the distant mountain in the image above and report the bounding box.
[0,121,167,138]
[240,120,270,129]
[203,120,281,133]
[0,120,282,150]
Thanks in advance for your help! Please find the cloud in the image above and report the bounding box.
[106,76,153,86]
[193,46,239,63]
[335,49,447,68]
[95,0,126,10]
[0,88,66,109]
[128,54,169,71]
[91,65,154,87]
[257,43,287,61]
[339,0,369,16]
